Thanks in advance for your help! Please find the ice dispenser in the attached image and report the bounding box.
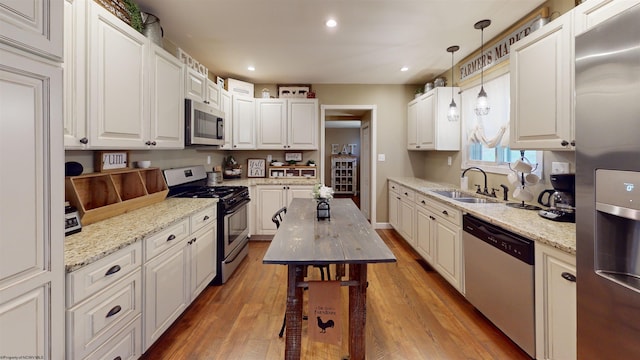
[595,169,640,292]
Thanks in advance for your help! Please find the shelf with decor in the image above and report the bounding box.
[65,168,168,225]
[268,165,317,179]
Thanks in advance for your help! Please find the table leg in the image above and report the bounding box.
[285,265,304,360]
[349,263,367,360]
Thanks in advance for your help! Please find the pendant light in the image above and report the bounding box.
[446,45,460,121]
[474,19,491,116]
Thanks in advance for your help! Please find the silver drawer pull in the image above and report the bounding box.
[167,234,176,241]
[561,272,576,282]
[105,265,121,276]
[106,305,122,318]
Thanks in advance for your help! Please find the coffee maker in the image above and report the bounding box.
[537,173,575,222]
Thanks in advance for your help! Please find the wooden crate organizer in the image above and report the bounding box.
[268,165,317,179]
[65,168,168,225]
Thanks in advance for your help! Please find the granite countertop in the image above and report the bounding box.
[388,177,576,255]
[64,198,218,272]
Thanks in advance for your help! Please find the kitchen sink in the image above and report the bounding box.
[430,189,501,204]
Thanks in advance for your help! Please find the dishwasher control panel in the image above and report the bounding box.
[463,215,534,265]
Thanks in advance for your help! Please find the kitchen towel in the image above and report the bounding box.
[308,280,342,345]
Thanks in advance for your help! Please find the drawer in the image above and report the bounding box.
[399,186,415,202]
[428,198,461,226]
[388,181,400,195]
[82,316,142,360]
[67,269,142,360]
[190,206,216,234]
[415,193,431,210]
[144,218,190,262]
[66,242,142,307]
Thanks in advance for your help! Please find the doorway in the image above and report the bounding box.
[320,105,376,224]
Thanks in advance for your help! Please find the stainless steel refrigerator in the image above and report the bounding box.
[575,4,640,359]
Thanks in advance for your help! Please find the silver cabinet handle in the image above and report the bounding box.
[561,272,576,282]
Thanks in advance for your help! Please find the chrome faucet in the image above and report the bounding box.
[461,167,493,197]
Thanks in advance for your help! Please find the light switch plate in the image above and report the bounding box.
[378,154,386,161]
[552,161,570,174]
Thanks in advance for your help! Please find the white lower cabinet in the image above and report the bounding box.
[535,243,577,360]
[255,185,313,235]
[388,182,400,230]
[65,242,144,360]
[415,206,434,264]
[398,188,416,248]
[143,206,216,351]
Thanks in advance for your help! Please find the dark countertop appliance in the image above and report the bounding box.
[164,165,250,285]
[538,173,575,222]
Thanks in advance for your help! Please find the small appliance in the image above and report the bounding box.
[185,99,225,146]
[65,201,82,236]
[537,173,575,222]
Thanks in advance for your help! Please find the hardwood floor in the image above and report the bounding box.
[142,229,531,359]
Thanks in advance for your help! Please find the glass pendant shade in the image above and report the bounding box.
[475,86,490,116]
[448,99,459,121]
[474,19,491,117]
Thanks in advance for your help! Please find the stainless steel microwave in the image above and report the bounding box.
[185,99,225,146]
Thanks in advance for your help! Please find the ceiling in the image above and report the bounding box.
[135,0,546,85]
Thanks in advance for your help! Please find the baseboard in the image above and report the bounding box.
[375,222,392,229]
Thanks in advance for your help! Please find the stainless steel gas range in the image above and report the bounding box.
[164,165,250,285]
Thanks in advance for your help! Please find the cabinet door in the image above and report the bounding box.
[256,98,287,149]
[287,185,314,205]
[407,100,418,149]
[510,12,573,150]
[218,89,233,149]
[232,96,256,149]
[149,43,184,149]
[416,92,435,149]
[398,200,415,247]
[288,98,318,149]
[206,79,220,108]
[0,0,63,60]
[434,219,462,291]
[143,242,190,350]
[189,224,217,300]
[388,188,399,230]
[63,0,88,149]
[256,186,286,235]
[185,67,206,102]
[574,0,640,35]
[415,207,434,264]
[535,245,577,360]
[88,3,148,148]
[0,46,64,360]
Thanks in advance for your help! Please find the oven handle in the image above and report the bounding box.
[225,198,250,215]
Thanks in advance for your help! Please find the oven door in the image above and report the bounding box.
[223,200,249,258]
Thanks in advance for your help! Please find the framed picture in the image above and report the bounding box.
[247,158,266,178]
[94,151,130,172]
[285,152,302,162]
[278,84,311,98]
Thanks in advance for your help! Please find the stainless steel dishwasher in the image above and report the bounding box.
[463,215,535,358]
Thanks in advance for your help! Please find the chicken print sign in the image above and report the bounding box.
[308,280,341,345]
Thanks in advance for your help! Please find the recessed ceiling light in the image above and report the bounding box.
[248,66,255,71]
[400,67,409,72]
[326,19,337,28]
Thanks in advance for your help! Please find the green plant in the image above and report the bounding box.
[306,159,316,166]
[123,0,143,33]
[415,87,423,95]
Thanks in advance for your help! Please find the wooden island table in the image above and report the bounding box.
[263,198,397,360]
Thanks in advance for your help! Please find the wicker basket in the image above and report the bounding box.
[94,0,132,25]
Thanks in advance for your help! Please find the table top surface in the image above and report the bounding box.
[263,198,397,265]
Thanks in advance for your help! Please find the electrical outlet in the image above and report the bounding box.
[207,155,211,165]
[551,162,570,174]
[447,156,452,166]
[378,154,386,162]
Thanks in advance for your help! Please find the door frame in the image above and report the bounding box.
[320,104,377,226]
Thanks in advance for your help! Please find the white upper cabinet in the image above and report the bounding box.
[206,79,221,108]
[510,12,574,150]
[87,2,149,148]
[574,0,640,35]
[256,98,318,150]
[0,0,63,60]
[148,43,185,149]
[218,88,233,149]
[232,96,256,149]
[63,0,88,149]
[407,87,460,151]
[185,67,207,102]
